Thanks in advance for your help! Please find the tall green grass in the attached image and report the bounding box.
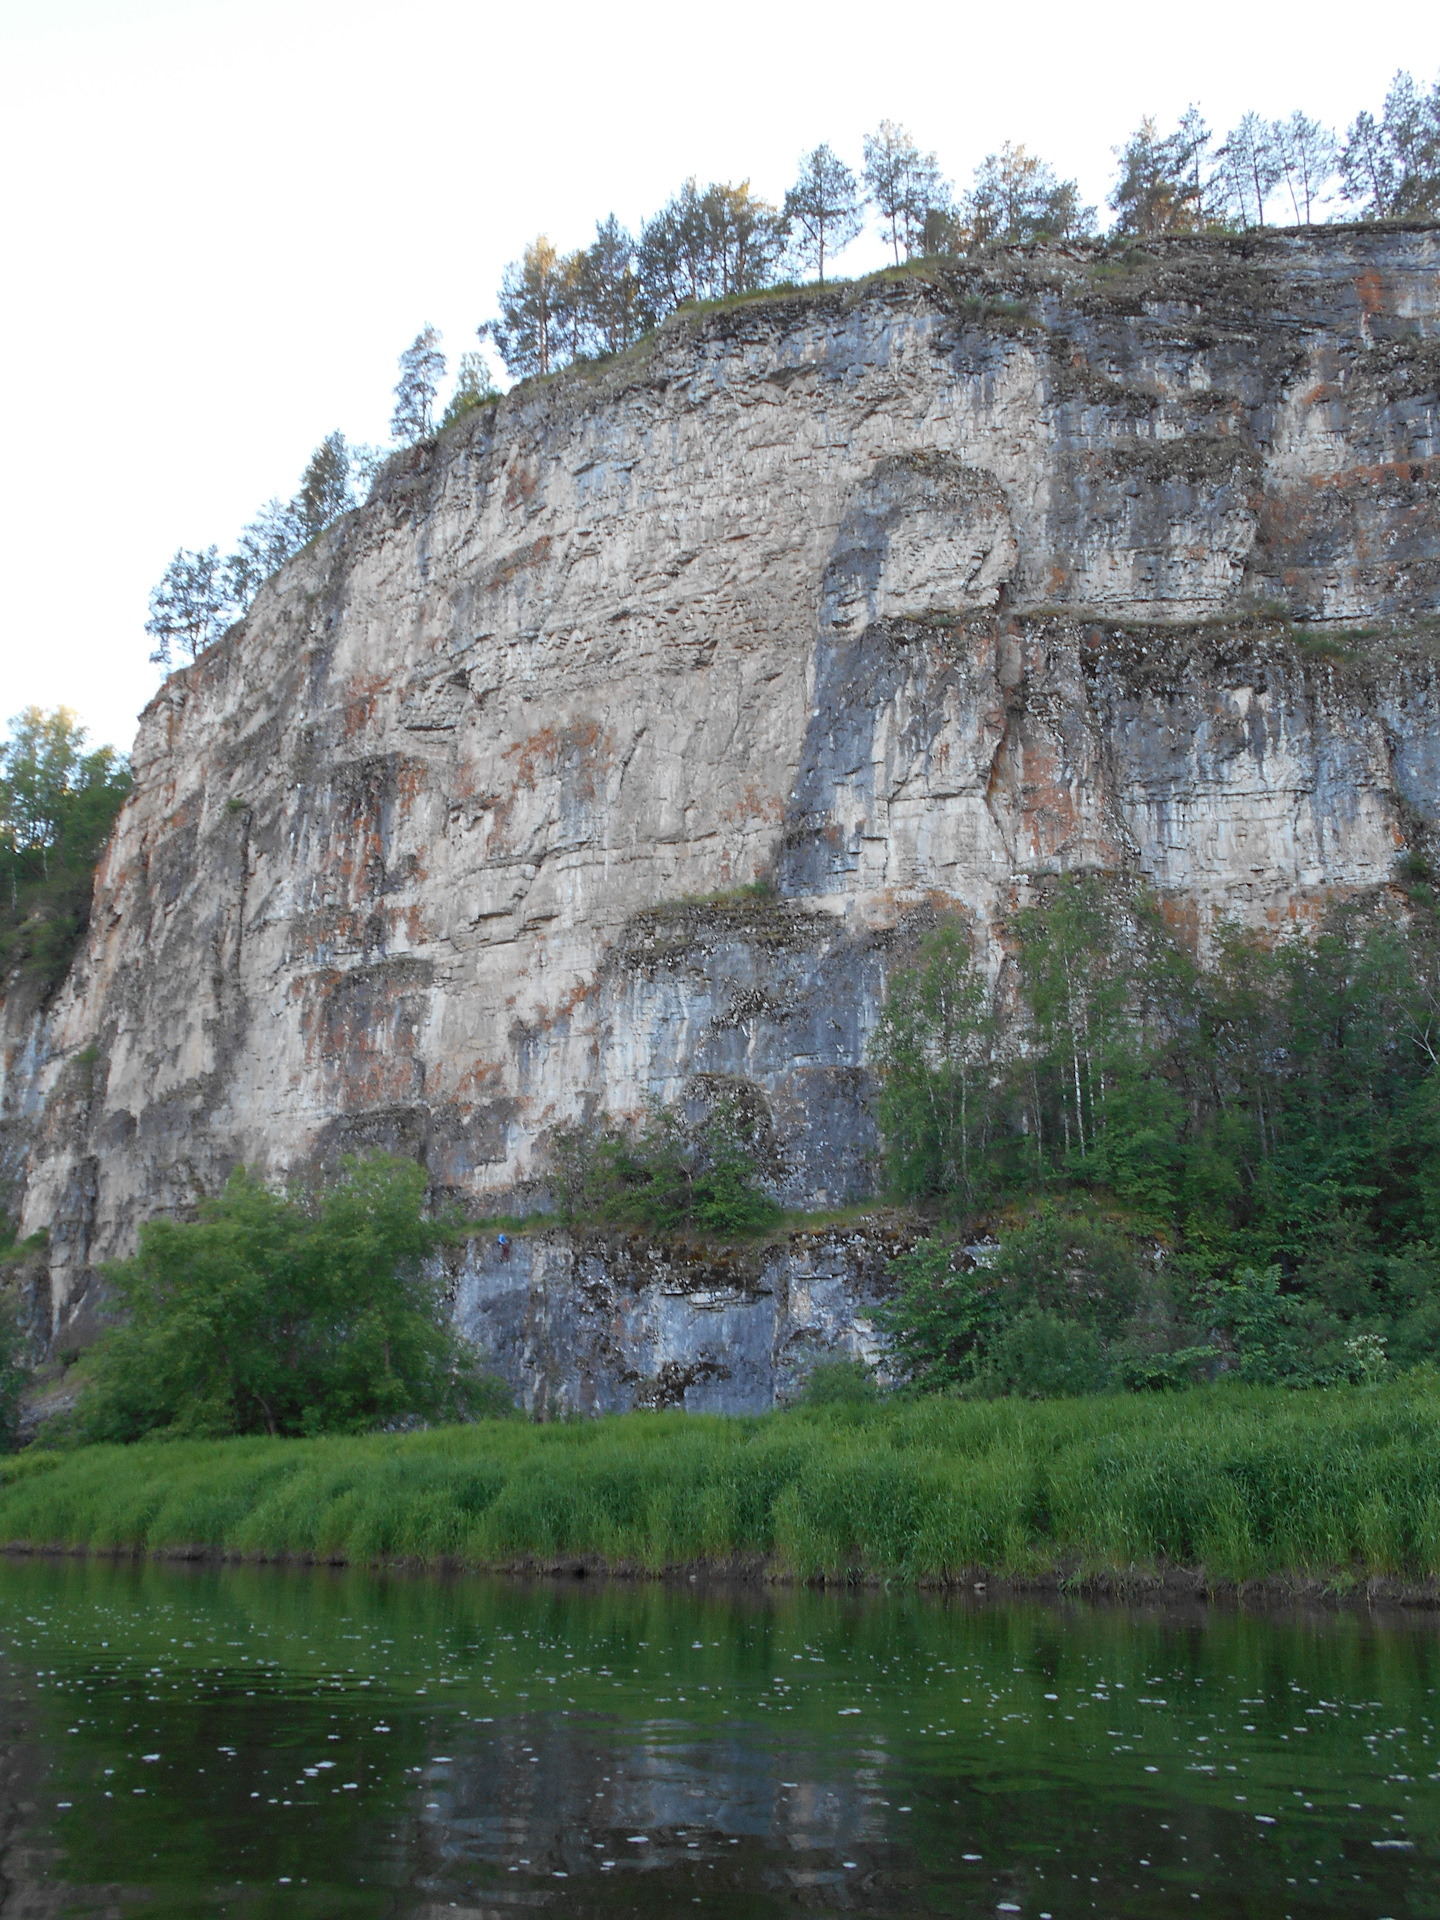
[2,1383,1438,1587]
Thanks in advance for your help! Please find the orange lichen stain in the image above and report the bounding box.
[433,1057,507,1101]
[503,720,605,794]
[448,758,493,804]
[395,758,427,805]
[296,965,427,1105]
[922,888,972,923]
[160,798,198,836]
[502,463,539,511]
[522,975,602,1038]
[1010,736,1085,865]
[342,673,390,738]
[484,535,552,590]
[1355,272,1386,317]
[717,782,785,828]
[1306,458,1435,492]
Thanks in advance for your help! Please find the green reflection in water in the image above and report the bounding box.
[0,1555,1435,1917]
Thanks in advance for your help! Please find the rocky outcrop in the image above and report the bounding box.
[2,226,1439,1339]
[448,1219,915,1417]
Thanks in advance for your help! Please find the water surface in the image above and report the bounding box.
[0,1557,1434,1916]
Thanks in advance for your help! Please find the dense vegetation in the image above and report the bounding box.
[2,1382,1437,1585]
[552,1093,781,1237]
[68,1156,509,1444]
[144,69,1440,667]
[0,706,130,999]
[872,879,1440,1394]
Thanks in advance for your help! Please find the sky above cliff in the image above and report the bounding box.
[1,0,1436,759]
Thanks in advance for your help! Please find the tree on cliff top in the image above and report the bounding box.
[1273,112,1337,223]
[581,215,646,356]
[1210,113,1284,228]
[145,544,233,667]
[1342,69,1440,217]
[784,145,863,284]
[862,120,947,264]
[441,350,501,429]
[638,178,785,315]
[1109,109,1212,234]
[960,143,1095,243]
[483,239,566,378]
[295,430,356,539]
[391,325,446,442]
[74,1156,509,1443]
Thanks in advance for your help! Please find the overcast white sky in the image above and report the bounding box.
[1,0,1436,758]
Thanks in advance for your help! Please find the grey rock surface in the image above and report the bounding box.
[2,227,1438,1355]
[448,1222,913,1417]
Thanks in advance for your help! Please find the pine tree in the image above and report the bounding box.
[1110,111,1212,234]
[390,325,446,442]
[1342,70,1440,217]
[863,120,947,263]
[962,144,1094,244]
[582,215,645,355]
[145,546,233,667]
[441,352,500,428]
[1211,114,1283,228]
[638,180,716,313]
[784,146,862,284]
[295,432,354,540]
[225,501,304,610]
[1274,112,1344,222]
[703,180,785,295]
[1272,113,1337,223]
[483,241,565,377]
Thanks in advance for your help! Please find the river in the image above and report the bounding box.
[0,1557,1433,1916]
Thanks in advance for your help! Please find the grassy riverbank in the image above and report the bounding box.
[2,1383,1438,1590]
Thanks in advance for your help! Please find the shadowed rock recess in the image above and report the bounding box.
[3,227,1439,1408]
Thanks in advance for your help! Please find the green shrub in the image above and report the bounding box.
[981,1309,1107,1398]
[874,1238,999,1392]
[72,1156,499,1443]
[553,1093,780,1238]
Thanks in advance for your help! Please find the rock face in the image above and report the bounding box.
[3,226,1440,1349]
[448,1221,914,1417]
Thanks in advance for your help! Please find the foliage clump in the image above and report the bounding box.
[552,1093,781,1239]
[0,707,130,996]
[872,878,1440,1396]
[69,1156,508,1445]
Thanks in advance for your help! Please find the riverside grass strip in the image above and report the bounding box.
[2,1383,1439,1589]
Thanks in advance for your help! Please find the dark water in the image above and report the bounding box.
[0,1559,1435,1917]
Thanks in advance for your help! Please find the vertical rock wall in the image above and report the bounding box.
[1,227,1438,1342]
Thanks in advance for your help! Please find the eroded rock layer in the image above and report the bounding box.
[3,227,1439,1334]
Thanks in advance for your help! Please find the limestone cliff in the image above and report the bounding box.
[3,225,1439,1341]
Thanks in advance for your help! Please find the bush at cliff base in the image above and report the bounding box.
[70,1156,509,1443]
